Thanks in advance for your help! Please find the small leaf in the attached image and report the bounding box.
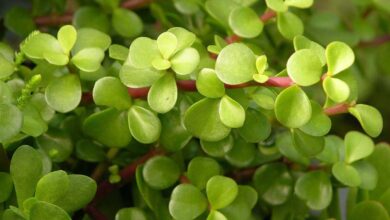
[72,28,111,54]
[168,27,196,52]
[143,156,180,190]
[205,0,239,27]
[326,41,355,75]
[75,139,106,162]
[128,37,159,69]
[256,55,268,74]
[316,135,342,164]
[35,170,69,203]
[265,0,288,12]
[0,54,15,79]
[109,44,128,61]
[57,25,77,54]
[295,171,332,210]
[112,8,143,38]
[207,210,227,220]
[344,131,374,163]
[276,131,310,165]
[229,7,264,38]
[21,33,63,59]
[45,74,81,113]
[349,104,383,138]
[196,68,225,98]
[300,101,331,137]
[284,0,313,8]
[148,73,177,113]
[0,103,23,142]
[225,137,256,167]
[73,6,109,33]
[293,35,326,66]
[169,184,208,220]
[170,47,200,75]
[30,201,71,220]
[160,109,191,152]
[238,109,271,143]
[332,161,361,187]
[292,129,325,157]
[219,95,245,128]
[277,12,304,40]
[215,43,257,84]
[157,32,178,59]
[353,160,378,190]
[187,157,220,190]
[0,172,13,202]
[93,77,132,110]
[115,208,147,220]
[275,85,312,128]
[128,106,161,144]
[72,47,104,72]
[350,201,390,220]
[36,130,73,163]
[83,108,132,147]
[184,98,231,141]
[323,76,350,102]
[253,163,293,205]
[119,64,164,88]
[287,49,323,86]
[253,74,269,83]
[207,175,238,209]
[152,57,171,70]
[200,135,234,157]
[43,52,69,66]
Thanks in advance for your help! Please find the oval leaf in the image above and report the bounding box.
[128,105,161,144]
[349,104,383,138]
[287,49,323,86]
[148,73,177,113]
[219,95,245,128]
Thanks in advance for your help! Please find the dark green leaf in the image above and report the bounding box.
[0,104,23,142]
[112,8,143,38]
[35,170,69,203]
[143,156,180,190]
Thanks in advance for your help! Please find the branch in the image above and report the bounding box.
[358,34,390,47]
[324,103,351,116]
[34,0,152,26]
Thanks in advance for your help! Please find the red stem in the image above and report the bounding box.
[324,103,351,116]
[358,35,390,47]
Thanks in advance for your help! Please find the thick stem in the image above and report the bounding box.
[324,103,351,116]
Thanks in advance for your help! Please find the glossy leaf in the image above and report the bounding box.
[72,47,104,72]
[332,162,361,187]
[295,171,332,210]
[285,0,313,8]
[207,210,227,220]
[128,106,161,144]
[184,98,231,141]
[229,7,264,38]
[169,184,208,219]
[167,27,196,52]
[57,25,77,54]
[300,102,331,136]
[112,8,143,38]
[157,32,178,59]
[115,207,147,220]
[349,104,383,138]
[326,41,355,75]
[170,47,200,75]
[109,44,128,61]
[143,156,180,190]
[187,157,220,189]
[323,77,350,102]
[119,64,164,88]
[215,43,257,84]
[287,49,323,86]
[344,131,374,163]
[238,109,271,143]
[200,135,234,157]
[0,103,23,142]
[72,28,111,54]
[207,175,238,209]
[275,85,312,128]
[265,0,288,12]
[148,73,177,113]
[30,201,71,220]
[219,95,245,128]
[45,74,81,113]
[35,170,69,203]
[293,35,326,66]
[21,33,63,59]
[277,12,304,40]
[292,129,325,157]
[93,77,132,110]
[128,37,159,69]
[196,68,225,98]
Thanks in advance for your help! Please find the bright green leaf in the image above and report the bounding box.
[207,210,227,220]
[326,41,355,75]
[35,170,69,203]
[157,32,178,59]
[170,47,200,75]
[128,37,159,69]
[72,47,104,72]
[284,0,313,8]
[265,0,288,12]
[219,95,245,128]
[167,27,196,52]
[109,44,129,61]
[21,33,63,59]
[287,49,323,86]
[300,101,331,136]
[353,160,378,190]
[293,35,326,66]
[57,25,77,54]
[115,207,147,220]
[323,76,350,103]
[207,175,238,209]
[0,54,15,79]
[350,201,390,220]
[93,76,132,110]
[119,64,164,88]
[30,201,71,220]
[187,157,220,190]
[229,7,264,38]
[72,28,111,54]
[344,131,374,163]
[200,135,234,157]
[143,156,180,190]
[196,68,225,98]
[128,105,161,144]
[332,162,361,187]
[277,12,304,40]
[349,104,383,138]
[0,103,23,142]
[316,135,342,164]
[238,108,271,143]
[148,73,177,113]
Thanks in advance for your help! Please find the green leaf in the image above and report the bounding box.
[83,108,132,147]
[30,201,71,220]
[93,77,132,110]
[275,85,312,128]
[276,131,310,165]
[205,0,239,27]
[148,73,177,113]
[0,104,23,142]
[287,49,323,86]
[323,76,350,102]
[229,7,264,38]
[128,106,161,144]
[187,157,221,190]
[238,109,271,143]
[157,32,178,59]
[253,163,293,205]
[0,54,15,79]
[367,143,390,199]
[167,27,196,52]
[72,47,104,72]
[45,74,81,113]
[207,175,238,209]
[160,109,191,152]
[350,201,390,220]
[353,160,378,190]
[265,0,288,12]
[21,33,63,60]
[75,139,106,162]
[300,102,331,136]
[200,135,234,157]
[4,7,36,37]
[112,8,143,38]
[2,209,25,220]
[215,43,257,84]
[292,129,325,157]
[293,35,326,66]
[256,55,268,74]
[10,145,42,207]
[120,65,164,88]
[208,210,227,220]
[35,170,69,203]
[332,162,361,187]
[0,172,13,202]
[128,37,159,69]
[277,12,304,40]
[152,57,171,70]
[72,28,111,54]
[36,130,73,163]
[316,135,342,164]
[344,131,374,163]
[225,137,256,167]
[169,184,208,220]
[53,174,97,212]
[170,47,200,75]
[219,185,258,220]
[57,25,77,54]
[284,0,313,8]
[295,171,332,210]
[184,98,231,141]
[143,156,180,190]
[349,104,383,138]
[73,6,109,33]
[173,0,200,15]
[196,68,225,98]
[326,41,355,75]
[109,44,129,61]
[219,95,245,128]
[43,52,69,66]
[115,207,147,220]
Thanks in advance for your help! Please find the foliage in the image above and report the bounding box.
[0,0,389,219]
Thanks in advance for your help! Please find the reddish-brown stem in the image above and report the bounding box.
[358,35,390,47]
[121,0,152,9]
[324,103,351,116]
